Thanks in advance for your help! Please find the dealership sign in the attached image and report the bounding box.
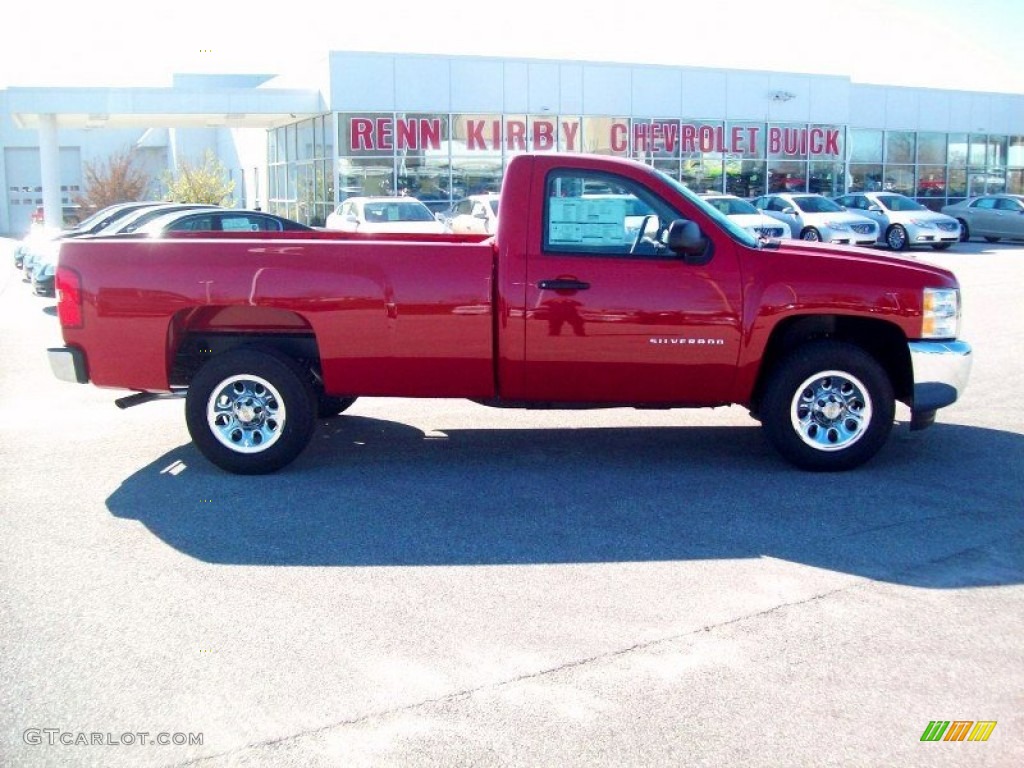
[348,116,841,157]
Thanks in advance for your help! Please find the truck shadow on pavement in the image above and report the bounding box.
[106,416,1023,588]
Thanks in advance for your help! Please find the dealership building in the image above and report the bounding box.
[2,50,1023,234]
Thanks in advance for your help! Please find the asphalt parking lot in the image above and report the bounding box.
[1,238,1021,767]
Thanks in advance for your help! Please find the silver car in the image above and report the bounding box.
[941,194,1024,243]
[750,193,879,245]
[701,194,792,239]
[835,192,960,251]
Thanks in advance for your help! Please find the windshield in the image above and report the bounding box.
[488,200,499,216]
[793,196,843,213]
[363,201,434,223]
[706,197,759,216]
[659,172,759,247]
[876,194,927,212]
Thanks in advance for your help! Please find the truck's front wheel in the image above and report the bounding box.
[186,347,316,474]
[760,341,894,471]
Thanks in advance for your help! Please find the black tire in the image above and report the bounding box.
[931,243,953,250]
[885,224,909,251]
[185,346,316,474]
[957,220,970,242]
[984,236,1001,243]
[800,227,822,242]
[318,395,357,418]
[760,341,895,471]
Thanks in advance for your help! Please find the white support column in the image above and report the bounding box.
[38,114,62,229]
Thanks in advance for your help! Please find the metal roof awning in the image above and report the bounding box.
[7,85,326,130]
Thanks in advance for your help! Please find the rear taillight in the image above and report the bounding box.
[56,266,83,328]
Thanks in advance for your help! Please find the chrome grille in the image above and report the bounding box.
[936,221,959,232]
[754,227,784,238]
[850,223,875,235]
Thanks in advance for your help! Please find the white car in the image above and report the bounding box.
[325,196,447,234]
[751,193,879,245]
[835,192,960,251]
[701,194,792,239]
[443,194,500,235]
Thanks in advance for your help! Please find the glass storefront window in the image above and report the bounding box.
[1007,169,1024,195]
[916,165,946,197]
[297,120,314,162]
[885,132,915,164]
[768,123,808,160]
[682,155,723,192]
[768,160,805,192]
[581,117,630,156]
[848,163,883,192]
[808,162,844,196]
[1009,136,1024,167]
[917,133,946,165]
[338,157,395,198]
[987,135,1007,168]
[848,129,883,163]
[947,168,967,197]
[968,134,987,166]
[885,165,915,195]
[948,134,968,166]
[726,160,767,198]
[451,158,503,199]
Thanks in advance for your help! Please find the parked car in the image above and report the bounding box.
[18,201,167,275]
[443,194,500,235]
[325,197,447,234]
[134,209,314,235]
[88,203,220,236]
[30,205,221,297]
[750,193,879,245]
[701,194,792,239]
[941,194,1024,243]
[834,192,960,251]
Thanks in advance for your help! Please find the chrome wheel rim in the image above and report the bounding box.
[802,229,820,241]
[207,375,286,453]
[887,226,906,249]
[790,370,872,452]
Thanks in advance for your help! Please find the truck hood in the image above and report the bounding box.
[762,238,959,285]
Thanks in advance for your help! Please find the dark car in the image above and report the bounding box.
[135,209,314,235]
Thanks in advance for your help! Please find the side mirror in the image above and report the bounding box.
[782,207,797,216]
[667,219,710,262]
[868,205,883,212]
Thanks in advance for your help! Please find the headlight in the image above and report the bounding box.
[922,288,960,339]
[824,220,849,231]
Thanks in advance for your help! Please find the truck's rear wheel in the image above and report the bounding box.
[186,347,316,474]
[760,341,894,471]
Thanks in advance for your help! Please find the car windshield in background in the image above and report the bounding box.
[707,198,759,216]
[877,195,927,212]
[794,196,843,213]
[364,201,434,223]
[489,200,499,215]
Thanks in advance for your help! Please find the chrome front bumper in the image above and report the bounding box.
[908,339,972,429]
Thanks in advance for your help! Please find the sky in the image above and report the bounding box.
[2,0,1023,94]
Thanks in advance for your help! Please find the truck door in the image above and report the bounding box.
[521,168,743,405]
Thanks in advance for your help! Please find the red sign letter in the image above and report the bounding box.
[351,118,373,151]
[533,120,554,150]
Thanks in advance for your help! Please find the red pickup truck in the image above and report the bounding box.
[48,153,971,474]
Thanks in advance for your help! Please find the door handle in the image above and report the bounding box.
[538,279,590,291]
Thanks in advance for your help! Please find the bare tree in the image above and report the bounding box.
[75,148,153,213]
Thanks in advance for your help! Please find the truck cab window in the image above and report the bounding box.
[543,171,677,258]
